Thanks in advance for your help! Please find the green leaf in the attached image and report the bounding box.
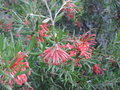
[0,34,4,52]
[15,41,22,55]
[27,34,36,51]
[51,0,56,7]
[14,66,22,78]
[4,59,10,72]
[30,52,41,55]
[42,38,47,51]
[32,70,41,76]
[2,84,12,90]
[55,12,64,22]
[0,69,10,78]
[36,20,39,32]
[117,30,120,41]
[19,69,30,76]
[57,29,63,42]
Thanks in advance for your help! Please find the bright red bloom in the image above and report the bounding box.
[1,51,31,88]
[4,23,13,31]
[67,13,74,19]
[77,42,92,59]
[38,23,51,43]
[79,32,96,59]
[93,64,103,75]
[62,0,77,19]
[41,44,70,65]
[40,23,50,31]
[63,43,75,49]
[69,32,96,59]
[63,0,77,13]
[38,36,44,43]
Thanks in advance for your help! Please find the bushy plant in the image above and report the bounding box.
[0,0,120,90]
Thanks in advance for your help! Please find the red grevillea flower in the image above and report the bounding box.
[41,44,70,65]
[40,23,50,31]
[62,0,77,19]
[93,64,103,75]
[70,32,96,59]
[4,23,13,31]
[1,51,31,88]
[38,23,51,43]
[79,32,96,59]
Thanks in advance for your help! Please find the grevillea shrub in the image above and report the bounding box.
[0,0,120,89]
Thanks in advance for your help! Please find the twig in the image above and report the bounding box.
[54,2,66,22]
[44,0,54,25]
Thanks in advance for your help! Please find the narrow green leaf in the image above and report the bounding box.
[4,59,10,72]
[30,52,41,55]
[36,20,39,32]
[0,69,10,78]
[2,84,12,90]
[0,34,4,52]
[57,29,63,42]
[55,12,64,22]
[117,30,120,41]
[19,69,30,75]
[15,41,22,55]
[27,34,36,51]
[14,66,22,78]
